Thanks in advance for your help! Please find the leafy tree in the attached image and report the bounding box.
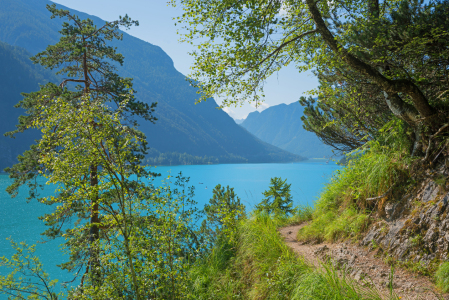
[256,177,293,215]
[33,94,150,297]
[2,4,213,299]
[2,94,207,299]
[0,240,60,300]
[4,4,156,289]
[171,0,449,160]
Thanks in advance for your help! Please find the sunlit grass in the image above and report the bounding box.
[188,214,392,299]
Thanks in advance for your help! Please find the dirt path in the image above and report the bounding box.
[279,224,447,300]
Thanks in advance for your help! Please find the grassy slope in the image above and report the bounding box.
[188,214,392,299]
[297,132,412,243]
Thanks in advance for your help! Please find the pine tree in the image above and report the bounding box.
[256,177,293,215]
[5,4,156,286]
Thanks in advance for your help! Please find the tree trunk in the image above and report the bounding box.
[90,163,100,285]
[305,0,436,120]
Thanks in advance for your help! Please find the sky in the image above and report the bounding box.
[51,0,318,119]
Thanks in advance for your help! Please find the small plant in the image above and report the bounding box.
[409,234,423,247]
[435,262,449,292]
[398,259,432,276]
[434,174,447,191]
[384,254,396,267]
[380,223,389,234]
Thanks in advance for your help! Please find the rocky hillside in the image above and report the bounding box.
[361,168,449,267]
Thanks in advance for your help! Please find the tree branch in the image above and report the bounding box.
[305,0,435,120]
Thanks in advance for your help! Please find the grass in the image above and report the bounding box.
[188,214,396,300]
[297,127,413,243]
[435,262,449,292]
[187,121,427,299]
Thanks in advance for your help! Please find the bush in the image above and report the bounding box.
[289,204,314,224]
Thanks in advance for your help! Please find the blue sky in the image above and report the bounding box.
[51,0,318,119]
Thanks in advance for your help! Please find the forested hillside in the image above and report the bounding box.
[0,0,302,166]
[240,102,334,158]
[0,41,58,170]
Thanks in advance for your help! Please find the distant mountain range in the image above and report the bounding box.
[0,0,304,169]
[240,102,335,158]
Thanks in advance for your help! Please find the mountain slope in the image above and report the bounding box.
[0,0,303,165]
[240,102,334,158]
[0,41,59,170]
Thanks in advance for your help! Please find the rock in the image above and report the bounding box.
[385,202,398,220]
[313,245,329,255]
[362,224,383,246]
[380,221,405,249]
[360,182,449,267]
[354,269,365,282]
[382,280,398,289]
[423,223,439,251]
[422,181,439,203]
[349,255,357,265]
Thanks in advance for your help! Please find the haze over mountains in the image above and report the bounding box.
[240,102,335,158]
[0,0,304,169]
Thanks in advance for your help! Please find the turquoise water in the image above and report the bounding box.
[0,160,339,294]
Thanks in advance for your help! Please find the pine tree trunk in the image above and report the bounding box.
[90,163,100,285]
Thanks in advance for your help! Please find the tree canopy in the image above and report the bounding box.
[171,0,449,159]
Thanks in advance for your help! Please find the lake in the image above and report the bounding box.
[0,160,339,295]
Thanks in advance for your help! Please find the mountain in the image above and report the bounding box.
[240,102,335,158]
[0,0,304,167]
[234,118,245,125]
[0,41,59,170]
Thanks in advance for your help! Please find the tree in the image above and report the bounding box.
[256,177,293,215]
[0,240,60,300]
[171,0,449,160]
[203,184,245,240]
[3,93,207,299]
[5,4,156,289]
